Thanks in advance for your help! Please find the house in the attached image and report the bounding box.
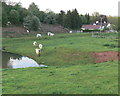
[81,25,102,30]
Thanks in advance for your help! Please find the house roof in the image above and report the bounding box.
[81,25,101,29]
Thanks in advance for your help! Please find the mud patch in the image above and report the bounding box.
[92,51,119,63]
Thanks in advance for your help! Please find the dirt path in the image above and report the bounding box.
[92,51,119,63]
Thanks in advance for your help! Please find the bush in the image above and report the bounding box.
[81,29,100,32]
[23,15,41,31]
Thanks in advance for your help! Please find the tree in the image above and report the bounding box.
[64,10,72,28]
[28,2,40,17]
[12,3,28,24]
[80,15,87,24]
[32,16,41,31]
[63,9,81,29]
[38,11,46,23]
[107,16,118,30]
[2,1,12,26]
[2,7,8,26]
[85,13,90,24]
[71,9,81,29]
[2,1,13,16]
[23,15,41,31]
[57,10,65,26]
[13,2,22,11]
[44,11,56,24]
[9,9,19,25]
[19,8,28,24]
[91,12,99,23]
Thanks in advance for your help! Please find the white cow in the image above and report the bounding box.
[39,44,43,50]
[33,41,37,47]
[47,32,54,36]
[50,33,54,36]
[35,49,41,57]
[26,30,29,33]
[37,34,42,38]
[69,31,72,33]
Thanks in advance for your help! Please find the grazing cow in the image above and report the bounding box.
[47,32,54,36]
[37,34,42,38]
[39,44,43,50]
[69,31,72,33]
[35,49,41,57]
[26,30,29,33]
[33,41,37,47]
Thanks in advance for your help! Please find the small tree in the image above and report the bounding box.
[23,15,41,31]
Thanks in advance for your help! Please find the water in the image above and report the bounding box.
[2,52,48,69]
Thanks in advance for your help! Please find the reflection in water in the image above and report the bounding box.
[2,52,48,69]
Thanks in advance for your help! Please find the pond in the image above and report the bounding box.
[2,52,48,69]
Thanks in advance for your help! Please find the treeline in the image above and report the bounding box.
[1,1,119,31]
[1,1,91,31]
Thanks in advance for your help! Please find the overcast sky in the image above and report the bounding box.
[10,0,119,16]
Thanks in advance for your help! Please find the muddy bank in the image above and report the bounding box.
[2,24,69,37]
[92,51,119,63]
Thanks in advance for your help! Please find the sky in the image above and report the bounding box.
[9,0,119,16]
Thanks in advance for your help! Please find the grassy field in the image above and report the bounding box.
[2,32,118,94]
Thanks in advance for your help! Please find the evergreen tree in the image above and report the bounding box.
[85,13,90,24]
[71,9,81,29]
[80,15,87,25]
[64,10,72,28]
[64,9,81,29]
[57,10,65,26]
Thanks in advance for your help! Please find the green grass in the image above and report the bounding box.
[2,32,118,94]
[2,61,118,94]
[2,33,118,66]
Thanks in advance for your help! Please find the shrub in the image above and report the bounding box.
[23,15,41,31]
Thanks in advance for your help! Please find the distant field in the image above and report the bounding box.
[2,32,118,94]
